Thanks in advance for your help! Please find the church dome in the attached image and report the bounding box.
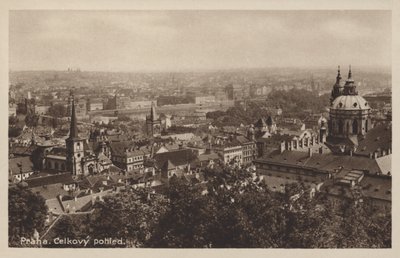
[331,95,370,111]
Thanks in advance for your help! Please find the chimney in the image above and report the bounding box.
[373,151,378,159]
[349,149,353,156]
[308,147,313,158]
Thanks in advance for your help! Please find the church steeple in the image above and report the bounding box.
[348,65,352,80]
[68,90,79,139]
[343,65,357,95]
[336,65,342,83]
[330,65,344,104]
[150,101,157,121]
[146,101,161,137]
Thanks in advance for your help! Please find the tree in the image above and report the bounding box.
[146,177,212,248]
[69,165,391,248]
[9,116,19,127]
[47,216,81,248]
[48,104,67,118]
[9,127,23,138]
[88,187,168,247]
[9,184,48,247]
[25,113,39,127]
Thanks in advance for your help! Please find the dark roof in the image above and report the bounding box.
[109,141,136,156]
[9,156,35,175]
[10,145,37,157]
[355,122,392,155]
[321,175,391,202]
[30,183,71,200]
[153,149,197,169]
[254,118,267,128]
[255,150,384,174]
[359,175,391,201]
[78,175,115,192]
[197,152,219,162]
[236,135,254,145]
[47,147,67,157]
[26,173,75,188]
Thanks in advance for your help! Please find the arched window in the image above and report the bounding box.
[88,164,94,175]
[352,119,358,134]
[338,120,343,134]
[365,119,369,133]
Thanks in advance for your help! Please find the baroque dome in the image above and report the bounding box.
[331,95,370,111]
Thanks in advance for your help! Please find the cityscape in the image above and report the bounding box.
[8,10,391,248]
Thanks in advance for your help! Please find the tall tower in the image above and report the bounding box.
[65,91,85,175]
[328,66,371,151]
[330,66,343,104]
[146,102,161,137]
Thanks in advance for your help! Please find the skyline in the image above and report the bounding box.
[9,10,391,72]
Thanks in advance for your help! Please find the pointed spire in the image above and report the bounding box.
[348,65,352,80]
[336,65,342,81]
[150,101,157,121]
[69,90,79,138]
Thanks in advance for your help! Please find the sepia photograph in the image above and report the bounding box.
[7,9,392,249]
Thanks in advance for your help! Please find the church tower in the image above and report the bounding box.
[65,91,85,175]
[146,102,161,137]
[330,65,343,104]
[342,65,358,95]
[328,66,371,151]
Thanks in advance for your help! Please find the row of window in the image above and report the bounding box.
[128,156,144,163]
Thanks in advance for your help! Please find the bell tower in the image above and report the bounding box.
[65,90,85,175]
[145,102,161,137]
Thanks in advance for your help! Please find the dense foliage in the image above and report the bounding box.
[47,166,391,248]
[47,104,68,118]
[267,89,330,118]
[9,184,48,247]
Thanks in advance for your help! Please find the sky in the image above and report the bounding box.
[9,10,391,72]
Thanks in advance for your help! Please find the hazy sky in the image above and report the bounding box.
[9,10,391,72]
